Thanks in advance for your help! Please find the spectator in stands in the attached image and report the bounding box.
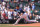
[19,4,23,8]
[4,8,8,18]
[7,4,10,9]
[2,11,6,19]
[24,4,28,12]
[2,2,6,6]
[32,4,35,10]
[8,10,12,20]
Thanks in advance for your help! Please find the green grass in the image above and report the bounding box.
[0,24,40,27]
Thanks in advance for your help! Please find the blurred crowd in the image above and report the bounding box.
[0,0,40,24]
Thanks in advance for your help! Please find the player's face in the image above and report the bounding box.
[16,7,19,9]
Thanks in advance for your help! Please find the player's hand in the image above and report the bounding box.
[14,18,17,20]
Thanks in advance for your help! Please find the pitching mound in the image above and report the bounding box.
[9,23,40,26]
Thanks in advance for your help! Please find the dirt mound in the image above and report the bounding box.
[9,23,40,26]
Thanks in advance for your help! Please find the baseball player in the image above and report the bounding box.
[14,12,38,25]
[13,6,38,25]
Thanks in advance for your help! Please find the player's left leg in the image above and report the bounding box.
[23,13,38,23]
[27,20,38,23]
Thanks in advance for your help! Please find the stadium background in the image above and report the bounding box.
[0,0,40,27]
